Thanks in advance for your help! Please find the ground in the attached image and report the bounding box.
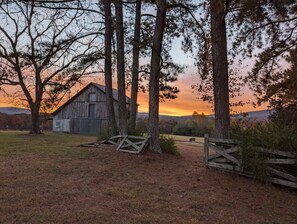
[0,132,296,224]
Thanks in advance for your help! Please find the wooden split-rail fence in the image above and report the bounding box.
[204,134,297,189]
[108,135,149,154]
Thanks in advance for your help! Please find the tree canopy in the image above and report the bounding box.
[0,0,103,133]
[0,0,295,145]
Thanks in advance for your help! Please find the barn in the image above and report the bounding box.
[52,82,130,136]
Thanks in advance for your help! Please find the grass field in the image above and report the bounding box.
[1,131,296,224]
[0,131,97,157]
[162,134,204,143]
[0,132,202,157]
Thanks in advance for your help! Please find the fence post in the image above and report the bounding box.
[204,133,209,167]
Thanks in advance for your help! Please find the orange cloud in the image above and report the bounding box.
[136,75,267,116]
[135,74,212,115]
[0,73,267,115]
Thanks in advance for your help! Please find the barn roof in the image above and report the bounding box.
[52,82,130,116]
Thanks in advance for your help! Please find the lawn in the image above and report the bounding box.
[163,134,204,143]
[0,131,97,156]
[0,131,296,224]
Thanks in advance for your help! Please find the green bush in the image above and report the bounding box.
[160,135,180,156]
[127,119,148,136]
[173,122,194,136]
[173,119,214,137]
[231,119,297,153]
[230,121,269,180]
[241,146,270,180]
[97,127,111,141]
[230,118,297,179]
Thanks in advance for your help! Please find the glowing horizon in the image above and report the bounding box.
[0,73,268,116]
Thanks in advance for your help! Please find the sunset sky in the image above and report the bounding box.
[0,38,268,116]
[0,68,268,116]
[131,73,267,116]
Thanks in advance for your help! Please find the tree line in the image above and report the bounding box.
[0,113,52,131]
[0,0,296,153]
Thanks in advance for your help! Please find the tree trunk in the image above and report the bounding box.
[104,0,117,137]
[128,0,141,134]
[148,0,167,153]
[114,0,128,135]
[28,72,42,135]
[30,105,41,134]
[210,0,230,139]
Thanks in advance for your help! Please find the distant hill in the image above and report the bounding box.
[232,110,272,121]
[0,107,31,115]
[0,107,271,120]
[137,112,192,121]
[138,110,271,121]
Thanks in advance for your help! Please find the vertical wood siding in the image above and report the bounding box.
[54,85,119,120]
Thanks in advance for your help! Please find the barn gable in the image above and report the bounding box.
[52,82,129,135]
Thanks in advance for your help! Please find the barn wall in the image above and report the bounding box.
[53,119,71,132]
[70,118,108,136]
[53,84,121,136]
[53,118,108,136]
[55,85,119,120]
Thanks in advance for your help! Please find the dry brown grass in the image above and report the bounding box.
[0,132,296,224]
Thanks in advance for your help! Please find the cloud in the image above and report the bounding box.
[136,73,213,115]
[0,72,267,115]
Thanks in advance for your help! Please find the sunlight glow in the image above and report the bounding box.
[0,71,268,116]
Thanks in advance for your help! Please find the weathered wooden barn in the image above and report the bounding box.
[52,82,129,135]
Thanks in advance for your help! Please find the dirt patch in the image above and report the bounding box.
[0,142,296,224]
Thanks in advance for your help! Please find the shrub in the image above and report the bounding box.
[159,135,180,156]
[131,120,147,136]
[231,118,297,153]
[173,122,193,136]
[97,128,110,141]
[172,119,215,137]
[230,120,270,180]
[230,118,297,179]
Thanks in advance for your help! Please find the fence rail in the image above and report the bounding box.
[108,135,149,154]
[204,134,297,189]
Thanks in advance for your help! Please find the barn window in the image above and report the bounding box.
[89,93,96,102]
[55,121,61,128]
[88,104,96,118]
